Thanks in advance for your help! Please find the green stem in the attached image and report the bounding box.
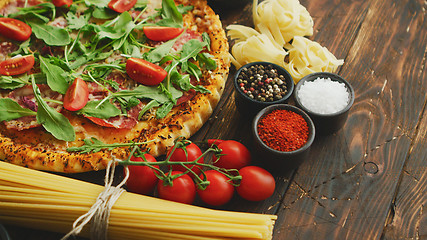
[42,98,63,105]
[118,138,242,188]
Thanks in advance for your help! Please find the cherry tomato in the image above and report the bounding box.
[212,140,251,170]
[167,142,204,176]
[63,77,89,111]
[108,0,137,13]
[143,26,184,42]
[0,55,35,76]
[157,171,196,204]
[0,18,32,41]
[85,116,136,129]
[197,170,234,206]
[52,0,72,7]
[236,166,275,201]
[126,58,167,86]
[125,154,159,195]
[206,139,224,147]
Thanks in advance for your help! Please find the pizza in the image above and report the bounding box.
[0,0,230,173]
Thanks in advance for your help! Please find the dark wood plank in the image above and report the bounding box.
[380,0,427,238]
[274,0,427,239]
[382,107,427,239]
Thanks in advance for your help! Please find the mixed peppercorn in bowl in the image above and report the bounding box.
[233,62,294,116]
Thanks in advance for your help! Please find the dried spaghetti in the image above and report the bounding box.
[0,161,276,240]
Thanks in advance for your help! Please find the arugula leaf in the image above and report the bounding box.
[175,40,207,75]
[78,100,121,119]
[197,52,217,71]
[169,67,209,94]
[67,49,114,70]
[180,39,207,63]
[84,0,110,8]
[92,7,117,19]
[66,11,90,30]
[39,56,70,94]
[113,31,135,51]
[201,32,211,51]
[169,69,190,91]
[146,38,177,63]
[67,137,116,153]
[0,73,47,90]
[123,40,143,58]
[98,12,135,39]
[89,50,115,63]
[113,85,181,104]
[7,3,56,21]
[0,75,29,89]
[158,0,183,27]
[0,98,36,122]
[47,55,72,72]
[161,39,206,93]
[134,0,148,9]
[156,101,174,119]
[31,77,76,142]
[176,4,193,15]
[90,12,137,51]
[11,39,31,56]
[125,97,141,109]
[187,61,202,80]
[83,63,124,79]
[68,56,90,70]
[28,20,71,46]
[138,99,159,120]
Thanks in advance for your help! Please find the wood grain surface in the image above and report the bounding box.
[2,0,426,239]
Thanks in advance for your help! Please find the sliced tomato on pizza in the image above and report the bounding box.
[0,55,35,76]
[0,18,32,41]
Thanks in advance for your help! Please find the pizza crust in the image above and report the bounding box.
[0,0,230,173]
[0,0,9,9]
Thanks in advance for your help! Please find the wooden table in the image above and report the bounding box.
[3,0,426,239]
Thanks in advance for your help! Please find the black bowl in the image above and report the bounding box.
[252,104,315,172]
[208,0,251,10]
[0,224,10,240]
[233,62,294,117]
[294,72,354,135]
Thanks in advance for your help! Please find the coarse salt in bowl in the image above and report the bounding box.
[294,72,354,135]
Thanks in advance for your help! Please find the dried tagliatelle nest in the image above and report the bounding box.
[227,0,344,82]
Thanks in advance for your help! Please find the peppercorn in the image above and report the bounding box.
[237,64,288,102]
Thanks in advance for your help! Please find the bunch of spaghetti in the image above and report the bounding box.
[0,161,276,240]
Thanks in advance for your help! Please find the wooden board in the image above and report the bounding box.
[273,0,427,239]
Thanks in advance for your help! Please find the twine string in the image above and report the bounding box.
[61,158,129,240]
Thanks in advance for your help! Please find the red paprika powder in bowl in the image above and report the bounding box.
[252,104,315,171]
